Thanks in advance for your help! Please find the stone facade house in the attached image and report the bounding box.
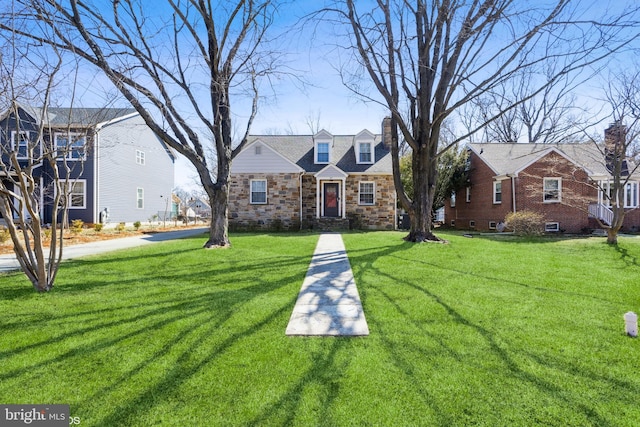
[229,119,397,231]
[445,126,640,233]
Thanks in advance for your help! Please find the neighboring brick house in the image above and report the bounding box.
[229,119,397,230]
[445,133,640,233]
[0,105,175,225]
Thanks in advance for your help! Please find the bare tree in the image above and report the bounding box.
[326,0,640,242]
[2,0,282,248]
[593,72,640,244]
[0,19,88,291]
[465,69,595,144]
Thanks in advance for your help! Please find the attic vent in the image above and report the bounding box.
[255,145,262,155]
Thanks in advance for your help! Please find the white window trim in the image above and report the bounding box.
[68,179,87,210]
[250,179,267,204]
[450,192,456,207]
[469,220,476,228]
[356,141,374,164]
[315,141,331,164]
[11,130,30,159]
[137,187,144,209]
[543,177,561,203]
[55,132,87,161]
[545,222,560,232]
[489,221,497,230]
[466,186,471,203]
[358,181,375,205]
[493,181,502,204]
[136,150,145,165]
[625,181,639,208]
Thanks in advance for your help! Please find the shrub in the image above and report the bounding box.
[71,219,84,234]
[0,227,9,243]
[116,222,126,232]
[94,223,103,232]
[133,221,141,231]
[504,211,545,236]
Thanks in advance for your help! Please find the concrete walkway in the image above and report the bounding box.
[0,227,208,273]
[286,233,369,336]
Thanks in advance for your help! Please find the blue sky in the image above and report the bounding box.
[47,0,639,190]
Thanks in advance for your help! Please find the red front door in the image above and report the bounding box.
[323,183,339,217]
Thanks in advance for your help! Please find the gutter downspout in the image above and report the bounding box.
[511,175,516,213]
[299,172,304,230]
[93,130,99,223]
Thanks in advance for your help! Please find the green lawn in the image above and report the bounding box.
[0,231,638,426]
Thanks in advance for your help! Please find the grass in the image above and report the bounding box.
[0,231,639,426]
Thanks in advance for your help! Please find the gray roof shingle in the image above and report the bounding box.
[247,133,392,173]
[468,142,614,177]
[23,106,137,127]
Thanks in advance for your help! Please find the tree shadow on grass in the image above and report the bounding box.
[86,292,299,426]
[345,241,625,426]
[245,338,350,426]
[0,248,313,381]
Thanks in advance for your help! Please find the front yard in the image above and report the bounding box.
[0,231,638,426]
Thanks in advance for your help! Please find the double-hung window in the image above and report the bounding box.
[68,180,86,209]
[316,142,330,163]
[11,131,30,159]
[359,182,375,205]
[136,188,144,209]
[493,181,502,204]
[358,142,372,163]
[625,182,638,208]
[250,179,267,204]
[56,132,86,160]
[136,150,145,165]
[543,178,561,203]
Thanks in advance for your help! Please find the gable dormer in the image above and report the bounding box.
[354,129,375,164]
[314,130,333,164]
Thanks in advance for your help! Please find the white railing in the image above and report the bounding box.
[588,203,614,226]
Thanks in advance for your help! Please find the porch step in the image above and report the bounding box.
[314,217,350,231]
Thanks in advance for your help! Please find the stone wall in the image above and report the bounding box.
[228,173,301,230]
[229,172,396,231]
[345,175,396,230]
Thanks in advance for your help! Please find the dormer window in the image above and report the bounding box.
[316,142,330,163]
[358,142,372,163]
[354,129,375,164]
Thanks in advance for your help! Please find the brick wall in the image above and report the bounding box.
[516,153,595,233]
[447,153,512,231]
[447,151,602,233]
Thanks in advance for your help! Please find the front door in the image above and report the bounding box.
[323,183,339,217]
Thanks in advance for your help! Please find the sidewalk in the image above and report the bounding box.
[286,233,369,336]
[0,227,208,273]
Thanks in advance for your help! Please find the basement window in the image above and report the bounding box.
[545,222,560,232]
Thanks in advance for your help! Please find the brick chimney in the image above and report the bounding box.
[382,116,392,149]
[604,120,626,156]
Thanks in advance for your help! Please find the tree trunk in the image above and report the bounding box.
[204,184,230,248]
[606,227,618,245]
[404,144,443,243]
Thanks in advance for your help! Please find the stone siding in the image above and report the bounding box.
[345,175,396,229]
[229,173,301,230]
[230,173,396,231]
